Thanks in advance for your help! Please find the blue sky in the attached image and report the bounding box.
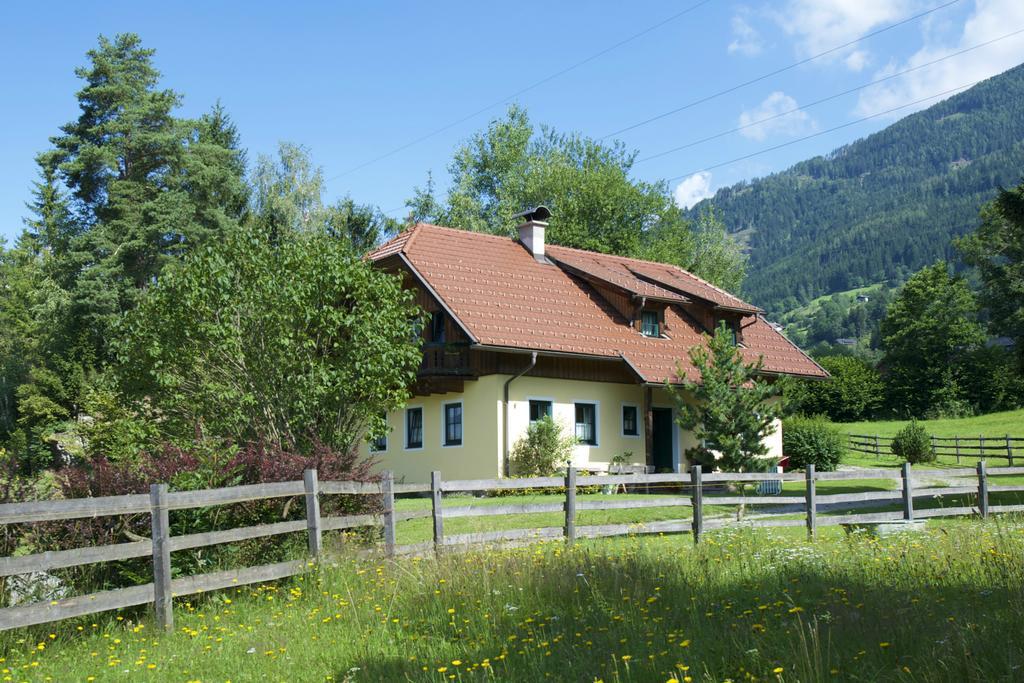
[1,0,1022,242]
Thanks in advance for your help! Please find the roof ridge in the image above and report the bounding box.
[403,222,424,252]
[406,222,755,309]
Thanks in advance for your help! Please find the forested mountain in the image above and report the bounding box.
[692,62,1024,316]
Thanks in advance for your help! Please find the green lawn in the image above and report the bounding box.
[831,408,1024,468]
[830,408,1024,440]
[2,521,1022,682]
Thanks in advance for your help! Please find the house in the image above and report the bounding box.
[856,294,870,303]
[361,209,827,483]
[835,338,857,346]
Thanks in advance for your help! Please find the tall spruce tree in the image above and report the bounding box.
[40,33,248,357]
[668,324,782,472]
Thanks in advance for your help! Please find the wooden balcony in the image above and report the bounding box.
[419,342,474,377]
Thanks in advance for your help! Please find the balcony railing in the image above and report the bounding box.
[419,342,473,376]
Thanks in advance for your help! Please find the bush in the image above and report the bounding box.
[509,416,576,477]
[890,420,934,464]
[782,415,844,471]
[35,437,380,595]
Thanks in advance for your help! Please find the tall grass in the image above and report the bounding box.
[1,521,1022,681]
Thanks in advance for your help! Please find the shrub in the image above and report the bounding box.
[510,416,576,477]
[37,437,380,595]
[890,420,934,464]
[782,415,844,471]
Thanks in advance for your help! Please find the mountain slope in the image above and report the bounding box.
[691,62,1024,316]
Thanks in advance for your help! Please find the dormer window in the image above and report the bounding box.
[641,310,660,338]
[716,318,739,345]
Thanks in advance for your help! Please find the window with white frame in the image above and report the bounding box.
[574,402,598,445]
[443,402,463,447]
[528,399,553,423]
[622,405,639,437]
[406,407,423,449]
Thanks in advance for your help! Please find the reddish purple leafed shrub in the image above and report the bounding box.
[31,438,381,592]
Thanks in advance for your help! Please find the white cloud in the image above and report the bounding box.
[855,0,1024,117]
[737,92,817,141]
[844,49,870,71]
[728,14,763,56]
[673,172,714,209]
[774,0,917,69]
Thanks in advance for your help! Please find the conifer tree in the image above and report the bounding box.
[668,324,782,472]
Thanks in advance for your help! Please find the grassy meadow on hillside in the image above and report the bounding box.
[831,408,1024,468]
[830,408,1024,440]
[1,521,1022,682]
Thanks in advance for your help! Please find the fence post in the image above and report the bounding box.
[564,466,577,545]
[977,460,989,519]
[930,436,937,461]
[955,436,961,464]
[804,464,816,540]
[901,462,914,522]
[980,435,985,461]
[303,469,322,559]
[381,470,396,557]
[1006,435,1014,466]
[149,483,173,632]
[874,435,880,457]
[690,465,703,544]
[430,471,444,554]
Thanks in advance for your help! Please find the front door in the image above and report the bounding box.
[651,407,674,472]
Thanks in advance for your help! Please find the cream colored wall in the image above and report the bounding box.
[360,374,785,483]
[507,376,649,472]
[361,375,504,485]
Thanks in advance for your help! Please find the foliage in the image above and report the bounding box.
[890,419,935,464]
[509,415,576,477]
[880,263,985,418]
[781,415,844,471]
[958,179,1024,369]
[780,284,894,352]
[409,105,746,291]
[669,323,782,471]
[785,355,884,422]
[251,142,395,253]
[115,217,421,454]
[37,437,379,593]
[40,33,249,359]
[696,63,1024,315]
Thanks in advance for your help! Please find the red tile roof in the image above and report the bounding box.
[368,224,827,382]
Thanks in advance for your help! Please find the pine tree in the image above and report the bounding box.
[668,324,782,472]
[41,33,247,358]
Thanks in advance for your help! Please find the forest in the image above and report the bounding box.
[694,62,1024,318]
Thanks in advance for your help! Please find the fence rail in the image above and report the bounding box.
[2,462,1023,632]
[848,433,1020,464]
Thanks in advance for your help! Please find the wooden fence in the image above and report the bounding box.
[848,433,1022,464]
[2,463,1024,633]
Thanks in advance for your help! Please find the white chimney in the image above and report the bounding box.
[514,205,551,262]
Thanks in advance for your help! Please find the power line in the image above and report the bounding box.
[666,80,980,184]
[600,0,963,141]
[637,26,1024,164]
[324,0,716,183]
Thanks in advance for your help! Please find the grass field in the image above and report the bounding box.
[830,408,1024,440]
[831,408,1024,468]
[1,520,1021,682]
